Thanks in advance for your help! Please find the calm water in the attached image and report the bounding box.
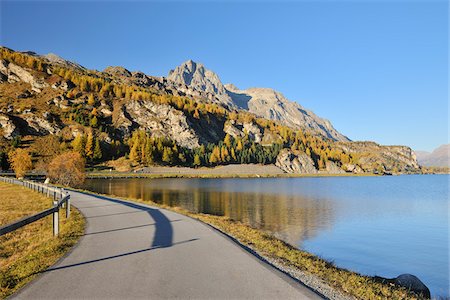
[82,175,449,297]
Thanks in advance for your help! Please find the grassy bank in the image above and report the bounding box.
[75,188,424,300]
[0,182,85,299]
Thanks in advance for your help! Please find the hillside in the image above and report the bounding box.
[0,46,420,175]
[416,144,450,167]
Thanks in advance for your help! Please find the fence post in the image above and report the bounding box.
[53,200,59,236]
[66,195,70,218]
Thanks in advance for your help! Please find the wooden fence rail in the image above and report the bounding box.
[0,177,71,237]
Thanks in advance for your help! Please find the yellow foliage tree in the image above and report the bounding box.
[48,152,85,187]
[9,149,32,178]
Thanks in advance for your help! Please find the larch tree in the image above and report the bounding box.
[9,149,32,178]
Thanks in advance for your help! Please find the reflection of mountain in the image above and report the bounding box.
[88,178,336,247]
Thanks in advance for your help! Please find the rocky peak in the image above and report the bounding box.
[168,60,234,107]
[42,53,85,70]
[104,66,132,78]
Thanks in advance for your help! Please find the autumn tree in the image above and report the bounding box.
[48,152,85,187]
[93,138,102,161]
[72,134,86,157]
[85,131,94,160]
[9,149,32,178]
[193,154,201,167]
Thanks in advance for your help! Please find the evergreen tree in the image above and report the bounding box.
[90,116,98,128]
[72,134,86,157]
[93,138,102,161]
[85,131,94,160]
[162,147,173,164]
[193,154,201,167]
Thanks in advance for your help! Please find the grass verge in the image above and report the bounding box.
[0,182,85,299]
[75,187,424,300]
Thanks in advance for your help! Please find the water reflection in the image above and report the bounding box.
[86,178,336,246]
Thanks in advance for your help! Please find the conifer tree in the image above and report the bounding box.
[193,154,201,167]
[93,138,102,161]
[72,134,86,157]
[85,131,94,160]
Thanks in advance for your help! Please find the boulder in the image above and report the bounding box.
[374,274,430,299]
[276,149,318,174]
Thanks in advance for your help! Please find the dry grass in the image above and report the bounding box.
[76,189,424,300]
[0,182,85,299]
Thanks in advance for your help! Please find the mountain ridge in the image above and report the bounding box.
[168,60,350,142]
[416,144,450,167]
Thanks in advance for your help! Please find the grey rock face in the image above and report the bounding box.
[325,161,345,174]
[0,114,20,139]
[168,60,235,108]
[22,113,61,135]
[43,53,85,71]
[228,86,349,142]
[114,100,200,149]
[275,149,318,174]
[0,59,48,92]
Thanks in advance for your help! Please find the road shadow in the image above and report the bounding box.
[77,193,175,248]
[42,238,199,273]
[84,220,181,236]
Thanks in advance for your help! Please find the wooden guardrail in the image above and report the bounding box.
[0,177,71,237]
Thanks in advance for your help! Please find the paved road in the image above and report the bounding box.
[14,191,322,299]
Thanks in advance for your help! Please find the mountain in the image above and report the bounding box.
[168,60,349,142]
[0,46,420,175]
[416,144,450,167]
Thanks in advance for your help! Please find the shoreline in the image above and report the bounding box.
[87,163,379,179]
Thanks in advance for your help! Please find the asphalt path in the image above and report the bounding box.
[13,190,323,299]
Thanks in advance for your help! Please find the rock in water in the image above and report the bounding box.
[395,274,431,298]
[374,274,431,299]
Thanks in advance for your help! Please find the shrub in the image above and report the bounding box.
[48,152,85,187]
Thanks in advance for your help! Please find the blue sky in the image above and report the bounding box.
[1,0,448,151]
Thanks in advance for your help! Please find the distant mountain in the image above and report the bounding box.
[168,60,349,142]
[416,144,450,167]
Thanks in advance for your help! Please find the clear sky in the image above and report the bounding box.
[1,0,448,151]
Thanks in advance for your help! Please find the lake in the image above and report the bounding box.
[82,175,449,297]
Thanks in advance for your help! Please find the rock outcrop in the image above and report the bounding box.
[114,100,200,149]
[336,141,420,174]
[0,59,48,92]
[276,149,318,174]
[325,161,345,174]
[0,114,20,139]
